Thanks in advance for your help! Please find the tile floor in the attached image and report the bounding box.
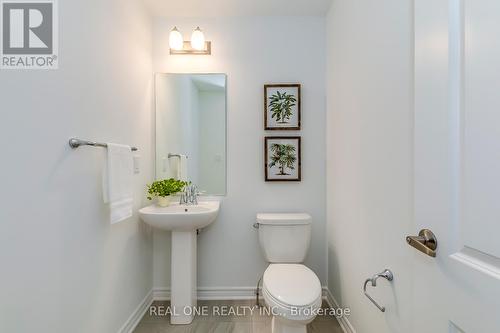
[133,300,343,333]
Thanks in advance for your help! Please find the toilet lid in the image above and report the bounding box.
[263,264,322,307]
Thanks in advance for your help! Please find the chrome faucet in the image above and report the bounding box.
[179,183,199,205]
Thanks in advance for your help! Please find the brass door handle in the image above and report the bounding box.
[406,229,437,257]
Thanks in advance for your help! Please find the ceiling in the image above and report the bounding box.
[142,0,333,17]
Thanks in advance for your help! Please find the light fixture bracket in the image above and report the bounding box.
[170,41,211,55]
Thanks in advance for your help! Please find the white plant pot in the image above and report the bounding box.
[157,196,171,207]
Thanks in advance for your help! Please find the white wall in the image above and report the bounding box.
[152,16,327,290]
[326,0,413,332]
[0,0,153,332]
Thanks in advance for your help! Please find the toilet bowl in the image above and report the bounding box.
[256,213,321,333]
[262,264,322,333]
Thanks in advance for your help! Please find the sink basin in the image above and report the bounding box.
[138,200,220,325]
[139,201,219,231]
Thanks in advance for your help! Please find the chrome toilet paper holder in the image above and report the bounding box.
[363,269,394,312]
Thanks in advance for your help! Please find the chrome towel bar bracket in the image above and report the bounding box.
[69,138,138,151]
[363,269,394,312]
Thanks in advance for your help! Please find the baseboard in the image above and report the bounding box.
[198,287,256,300]
[323,287,356,333]
[152,286,256,301]
[152,287,170,300]
[118,289,154,333]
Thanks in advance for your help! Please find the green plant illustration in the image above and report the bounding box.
[269,143,297,175]
[147,178,187,200]
[269,91,297,123]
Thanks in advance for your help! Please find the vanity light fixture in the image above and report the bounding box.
[169,26,211,55]
[169,27,184,51]
[190,27,205,50]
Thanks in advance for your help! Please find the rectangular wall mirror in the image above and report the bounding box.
[155,73,227,196]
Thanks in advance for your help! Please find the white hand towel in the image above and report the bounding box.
[169,156,179,179]
[169,155,188,181]
[102,143,133,224]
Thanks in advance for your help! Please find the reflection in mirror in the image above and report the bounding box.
[155,73,227,195]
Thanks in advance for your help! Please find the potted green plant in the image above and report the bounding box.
[147,178,187,207]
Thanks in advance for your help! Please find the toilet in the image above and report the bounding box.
[256,213,322,333]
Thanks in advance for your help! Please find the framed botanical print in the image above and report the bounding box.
[265,136,301,181]
[264,84,301,130]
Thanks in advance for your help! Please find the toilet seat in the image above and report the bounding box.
[263,264,322,307]
[262,264,322,322]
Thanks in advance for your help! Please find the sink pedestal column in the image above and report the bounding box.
[170,231,197,324]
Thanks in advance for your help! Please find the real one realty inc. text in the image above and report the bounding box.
[149,304,351,318]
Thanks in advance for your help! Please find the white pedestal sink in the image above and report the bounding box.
[139,201,220,324]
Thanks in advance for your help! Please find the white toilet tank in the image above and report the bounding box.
[256,213,312,263]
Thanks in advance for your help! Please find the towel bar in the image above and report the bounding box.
[69,138,138,151]
[168,153,188,159]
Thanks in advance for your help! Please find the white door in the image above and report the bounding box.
[413,0,500,331]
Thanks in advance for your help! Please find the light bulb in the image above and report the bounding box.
[169,27,183,51]
[191,27,205,51]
